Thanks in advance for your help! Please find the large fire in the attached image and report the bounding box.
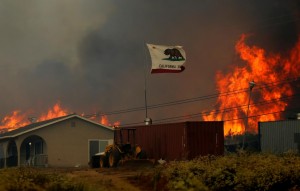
[0,102,119,133]
[203,34,300,135]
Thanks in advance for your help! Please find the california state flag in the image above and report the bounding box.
[146,44,186,74]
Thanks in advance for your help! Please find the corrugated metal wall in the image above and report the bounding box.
[186,121,224,159]
[121,121,224,161]
[123,123,186,161]
[259,120,300,153]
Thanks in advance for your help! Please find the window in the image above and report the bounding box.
[88,139,113,161]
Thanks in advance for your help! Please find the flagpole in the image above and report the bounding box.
[144,50,148,119]
[143,43,152,125]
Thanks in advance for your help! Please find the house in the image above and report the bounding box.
[0,114,114,168]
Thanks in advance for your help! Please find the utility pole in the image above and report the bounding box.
[242,80,256,149]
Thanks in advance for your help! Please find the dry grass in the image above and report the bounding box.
[0,166,154,191]
[4,153,299,191]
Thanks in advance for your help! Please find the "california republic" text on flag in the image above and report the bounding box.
[146,44,186,74]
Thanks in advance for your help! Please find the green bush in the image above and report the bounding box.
[160,153,300,191]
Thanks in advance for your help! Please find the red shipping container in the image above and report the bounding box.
[119,121,224,161]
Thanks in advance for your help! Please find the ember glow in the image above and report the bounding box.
[203,34,300,135]
[0,102,120,132]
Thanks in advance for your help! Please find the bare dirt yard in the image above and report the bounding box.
[0,161,167,191]
[47,164,166,191]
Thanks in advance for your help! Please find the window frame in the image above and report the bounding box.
[88,139,113,161]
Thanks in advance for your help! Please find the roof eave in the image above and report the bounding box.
[0,114,114,139]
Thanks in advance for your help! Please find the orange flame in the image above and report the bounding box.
[0,102,69,132]
[0,103,121,133]
[203,34,300,135]
[0,104,123,133]
[100,115,109,125]
[0,111,31,132]
[100,115,120,127]
[38,103,68,121]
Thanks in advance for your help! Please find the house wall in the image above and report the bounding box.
[17,117,114,167]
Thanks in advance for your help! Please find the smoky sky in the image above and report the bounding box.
[0,0,299,125]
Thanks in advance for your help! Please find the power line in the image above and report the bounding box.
[83,89,248,118]
[152,94,300,123]
[222,107,299,123]
[83,76,300,118]
[118,109,288,127]
[118,93,300,126]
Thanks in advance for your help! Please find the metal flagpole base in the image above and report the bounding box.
[144,118,152,125]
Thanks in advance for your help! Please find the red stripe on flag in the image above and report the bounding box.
[151,66,185,74]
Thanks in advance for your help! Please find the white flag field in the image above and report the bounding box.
[146,44,186,74]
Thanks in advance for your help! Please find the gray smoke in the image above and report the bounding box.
[0,0,299,125]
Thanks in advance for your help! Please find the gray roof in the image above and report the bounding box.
[0,114,113,139]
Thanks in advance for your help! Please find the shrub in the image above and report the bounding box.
[161,153,300,191]
[0,167,89,191]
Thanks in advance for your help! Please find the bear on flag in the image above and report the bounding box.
[146,44,186,74]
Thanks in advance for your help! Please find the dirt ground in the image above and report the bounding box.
[53,164,165,191]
